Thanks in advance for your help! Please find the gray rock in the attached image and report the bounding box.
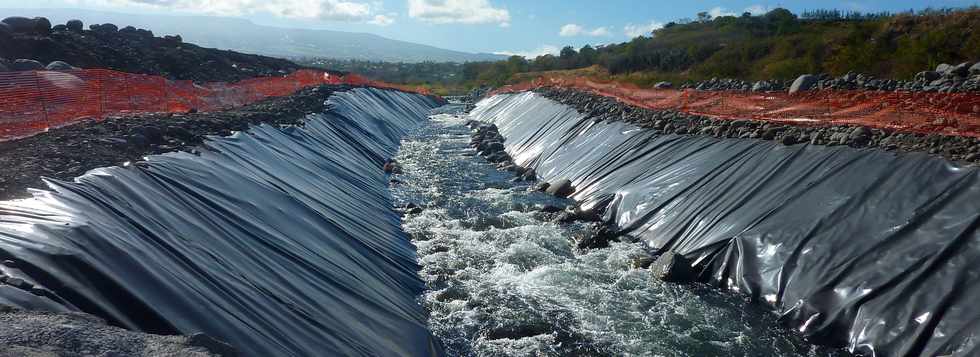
[2,16,34,33]
[0,61,8,72]
[0,22,10,38]
[936,63,953,74]
[12,59,44,71]
[66,19,83,32]
[650,251,696,283]
[971,62,980,76]
[545,179,574,198]
[44,61,75,71]
[848,126,872,145]
[90,23,118,32]
[951,62,973,77]
[0,306,223,356]
[916,71,941,82]
[32,17,51,35]
[654,81,672,89]
[789,74,818,94]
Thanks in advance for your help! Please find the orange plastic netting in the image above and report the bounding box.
[494,76,980,137]
[0,69,430,141]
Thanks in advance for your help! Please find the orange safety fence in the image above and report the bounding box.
[0,69,433,142]
[493,75,980,138]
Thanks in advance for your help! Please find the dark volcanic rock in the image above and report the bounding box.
[11,59,43,71]
[2,16,306,82]
[2,17,35,34]
[650,251,696,283]
[545,179,574,198]
[66,19,83,32]
[32,17,51,36]
[44,60,75,71]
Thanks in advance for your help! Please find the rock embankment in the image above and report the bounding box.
[0,84,349,201]
[534,87,980,165]
[0,16,307,82]
[0,304,234,356]
[678,62,980,93]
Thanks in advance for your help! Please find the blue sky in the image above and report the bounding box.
[3,0,978,55]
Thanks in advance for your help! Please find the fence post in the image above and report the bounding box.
[32,71,50,130]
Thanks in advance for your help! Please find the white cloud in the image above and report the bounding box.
[744,4,768,15]
[494,45,560,59]
[407,0,510,25]
[623,20,664,38]
[559,24,612,37]
[368,13,395,26]
[89,0,390,24]
[708,7,736,18]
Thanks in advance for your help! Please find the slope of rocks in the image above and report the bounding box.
[675,62,980,93]
[0,304,234,357]
[0,16,307,82]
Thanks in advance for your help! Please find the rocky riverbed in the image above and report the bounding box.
[533,87,980,165]
[0,84,355,201]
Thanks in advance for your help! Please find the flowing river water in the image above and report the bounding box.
[390,108,851,356]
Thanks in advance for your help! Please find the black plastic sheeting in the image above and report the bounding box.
[471,92,980,357]
[0,88,444,356]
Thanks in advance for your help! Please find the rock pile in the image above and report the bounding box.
[676,61,980,94]
[535,87,980,164]
[0,16,304,82]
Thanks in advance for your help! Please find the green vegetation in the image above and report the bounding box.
[302,7,980,93]
[463,7,980,88]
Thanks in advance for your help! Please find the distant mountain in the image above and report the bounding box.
[8,8,506,63]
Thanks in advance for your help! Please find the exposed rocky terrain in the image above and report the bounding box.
[0,304,233,357]
[531,87,980,165]
[0,84,353,201]
[674,61,980,93]
[0,16,313,82]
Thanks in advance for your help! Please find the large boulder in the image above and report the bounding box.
[971,62,980,76]
[66,19,83,32]
[789,74,818,94]
[0,22,11,38]
[45,60,75,71]
[90,23,118,33]
[950,62,973,78]
[936,63,953,74]
[916,71,941,82]
[32,17,51,35]
[2,16,34,33]
[11,59,44,71]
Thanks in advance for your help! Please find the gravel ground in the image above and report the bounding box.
[0,304,233,357]
[0,84,353,201]
[535,87,980,165]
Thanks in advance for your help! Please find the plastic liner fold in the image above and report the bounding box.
[471,92,980,357]
[0,88,444,356]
